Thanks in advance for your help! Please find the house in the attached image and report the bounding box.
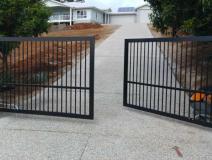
[45,0,110,25]
[45,0,151,25]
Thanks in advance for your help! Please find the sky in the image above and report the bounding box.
[85,0,146,11]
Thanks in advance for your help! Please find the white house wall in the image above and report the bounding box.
[136,8,151,23]
[110,14,136,25]
[91,10,104,24]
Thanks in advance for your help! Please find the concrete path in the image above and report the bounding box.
[0,24,212,160]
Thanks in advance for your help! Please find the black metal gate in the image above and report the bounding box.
[124,36,212,127]
[0,36,95,119]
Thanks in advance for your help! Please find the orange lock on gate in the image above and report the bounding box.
[191,93,206,102]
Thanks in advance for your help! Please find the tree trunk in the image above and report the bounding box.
[172,27,177,37]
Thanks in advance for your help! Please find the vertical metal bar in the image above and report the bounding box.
[39,41,42,111]
[143,42,146,108]
[179,41,183,116]
[75,41,77,114]
[43,41,46,111]
[52,41,54,112]
[165,41,169,113]
[157,42,161,111]
[129,42,132,105]
[139,42,142,107]
[18,41,21,109]
[184,41,188,117]
[30,41,33,110]
[22,41,25,110]
[26,41,29,110]
[188,41,193,119]
[65,41,68,113]
[161,42,166,112]
[123,39,129,106]
[84,41,87,114]
[70,41,73,114]
[194,42,199,120]
[51,40,55,112]
[146,42,149,108]
[35,41,37,111]
[56,41,59,112]
[89,37,95,119]
[205,44,209,122]
[170,41,174,114]
[174,42,178,115]
[80,41,82,114]
[154,42,157,110]
[47,40,50,112]
[150,41,154,109]
[132,42,135,106]
[61,41,63,113]
[135,42,139,106]
[9,41,12,109]
[14,42,17,110]
[199,42,204,120]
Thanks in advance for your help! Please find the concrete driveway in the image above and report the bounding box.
[0,24,212,160]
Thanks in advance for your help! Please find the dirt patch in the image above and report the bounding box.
[65,23,103,30]
[44,24,120,46]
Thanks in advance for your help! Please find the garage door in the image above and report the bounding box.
[110,14,136,25]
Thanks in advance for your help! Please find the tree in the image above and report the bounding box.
[0,0,51,87]
[0,0,51,36]
[145,0,212,36]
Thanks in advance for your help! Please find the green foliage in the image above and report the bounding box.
[0,0,51,90]
[0,41,20,56]
[145,0,212,36]
[0,0,51,37]
[181,18,196,34]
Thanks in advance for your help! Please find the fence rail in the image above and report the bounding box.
[124,36,212,127]
[0,36,95,119]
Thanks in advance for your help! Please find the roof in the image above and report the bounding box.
[64,2,106,13]
[118,7,135,12]
[44,0,69,7]
[135,4,151,11]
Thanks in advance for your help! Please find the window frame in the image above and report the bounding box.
[77,10,87,19]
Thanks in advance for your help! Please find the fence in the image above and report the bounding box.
[0,36,95,119]
[124,36,212,127]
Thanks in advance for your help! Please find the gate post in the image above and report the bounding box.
[123,39,129,106]
[89,37,95,119]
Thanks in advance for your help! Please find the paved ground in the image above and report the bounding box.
[0,24,212,160]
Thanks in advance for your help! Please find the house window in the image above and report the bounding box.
[77,10,87,19]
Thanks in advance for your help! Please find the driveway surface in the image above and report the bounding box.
[0,24,212,160]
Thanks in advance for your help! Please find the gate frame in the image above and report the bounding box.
[123,36,212,127]
[0,36,95,120]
